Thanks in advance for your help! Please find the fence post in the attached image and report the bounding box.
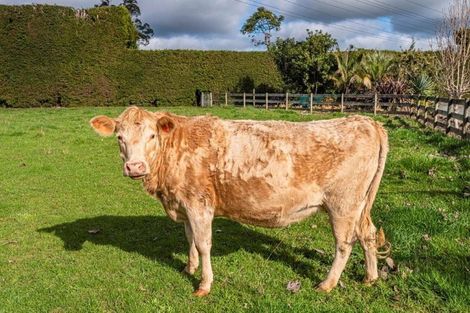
[225,92,228,106]
[252,89,256,107]
[209,92,213,107]
[446,99,453,134]
[265,92,268,110]
[341,93,344,113]
[463,99,469,138]
[433,97,439,129]
[310,93,313,114]
[285,92,289,110]
[243,92,246,108]
[423,96,428,125]
[201,92,205,107]
[416,96,421,120]
[374,93,378,115]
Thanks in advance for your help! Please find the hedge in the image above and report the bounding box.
[0,5,283,107]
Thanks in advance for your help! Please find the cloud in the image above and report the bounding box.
[277,18,431,50]
[143,34,255,51]
[270,0,446,35]
[2,0,448,50]
[139,0,248,37]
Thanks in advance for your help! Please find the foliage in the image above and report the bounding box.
[434,0,470,98]
[375,77,409,95]
[133,17,153,46]
[0,5,282,107]
[241,6,284,47]
[397,47,437,82]
[0,4,138,107]
[361,52,396,91]
[269,30,337,93]
[331,47,368,94]
[409,73,435,96]
[122,0,153,46]
[114,50,283,106]
[0,106,469,312]
[396,43,438,96]
[95,0,153,46]
[96,0,111,7]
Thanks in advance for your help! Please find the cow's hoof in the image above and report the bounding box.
[193,289,210,297]
[182,265,197,276]
[363,277,378,286]
[316,281,334,293]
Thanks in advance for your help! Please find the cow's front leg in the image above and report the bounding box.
[188,212,214,297]
[183,221,199,275]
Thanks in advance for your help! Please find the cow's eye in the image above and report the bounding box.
[150,134,156,140]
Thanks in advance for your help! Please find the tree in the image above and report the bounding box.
[122,0,141,16]
[331,46,367,94]
[241,7,284,47]
[133,18,153,45]
[434,0,470,98]
[95,0,111,6]
[121,0,153,46]
[361,52,395,92]
[302,30,338,93]
[95,0,153,46]
[269,37,306,91]
[269,30,337,93]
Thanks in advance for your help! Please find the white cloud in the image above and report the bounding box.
[276,18,432,50]
[143,34,257,51]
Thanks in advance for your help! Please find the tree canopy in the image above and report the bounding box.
[96,0,153,46]
[269,30,337,93]
[241,7,284,47]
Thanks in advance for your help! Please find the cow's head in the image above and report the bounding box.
[89,106,176,180]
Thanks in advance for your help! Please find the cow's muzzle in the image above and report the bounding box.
[124,161,149,180]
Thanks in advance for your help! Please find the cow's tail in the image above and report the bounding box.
[358,121,390,259]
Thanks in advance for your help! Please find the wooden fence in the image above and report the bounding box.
[200,92,470,140]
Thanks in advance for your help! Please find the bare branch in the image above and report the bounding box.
[434,0,470,98]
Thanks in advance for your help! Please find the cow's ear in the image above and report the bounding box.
[90,115,117,137]
[157,116,176,134]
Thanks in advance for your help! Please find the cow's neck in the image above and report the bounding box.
[142,133,180,197]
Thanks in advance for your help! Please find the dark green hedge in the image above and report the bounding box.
[0,5,282,107]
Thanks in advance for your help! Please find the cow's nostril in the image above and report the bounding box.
[138,163,146,172]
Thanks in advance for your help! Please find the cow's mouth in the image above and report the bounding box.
[129,174,146,180]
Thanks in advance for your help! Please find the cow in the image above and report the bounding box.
[90,106,389,297]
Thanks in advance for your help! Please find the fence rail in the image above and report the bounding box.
[200,92,470,140]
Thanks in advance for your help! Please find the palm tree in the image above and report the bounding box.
[331,48,368,94]
[361,52,395,91]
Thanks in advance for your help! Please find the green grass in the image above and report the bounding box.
[0,106,469,313]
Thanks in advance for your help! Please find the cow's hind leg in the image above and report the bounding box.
[188,213,214,297]
[183,222,199,275]
[357,216,378,284]
[317,214,357,293]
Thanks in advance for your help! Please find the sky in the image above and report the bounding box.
[1,0,449,51]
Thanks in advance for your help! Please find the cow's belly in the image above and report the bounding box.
[219,204,324,228]
[215,187,324,228]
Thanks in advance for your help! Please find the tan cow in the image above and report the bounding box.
[90,106,388,296]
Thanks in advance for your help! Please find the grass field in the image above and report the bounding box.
[0,106,469,313]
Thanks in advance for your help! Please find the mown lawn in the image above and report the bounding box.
[0,106,469,313]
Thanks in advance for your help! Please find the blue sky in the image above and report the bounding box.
[1,0,449,50]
